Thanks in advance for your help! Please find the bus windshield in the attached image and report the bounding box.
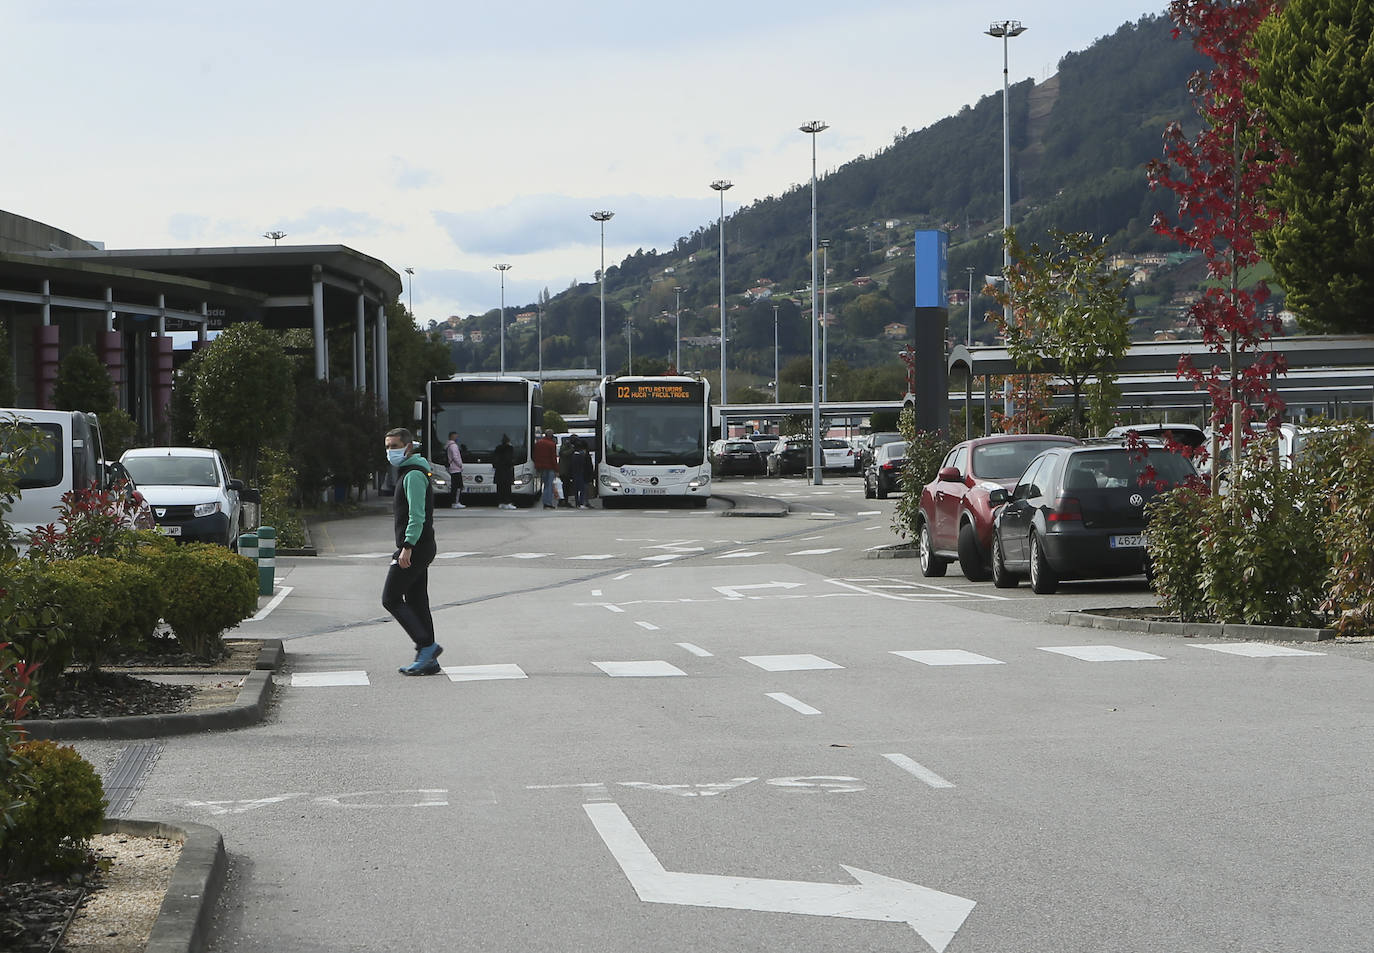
[603,403,704,466]
[433,401,530,464]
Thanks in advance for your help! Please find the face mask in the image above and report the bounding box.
[386,448,407,466]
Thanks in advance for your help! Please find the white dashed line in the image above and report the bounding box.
[882,753,955,788]
[634,621,660,631]
[766,692,822,715]
[676,643,713,657]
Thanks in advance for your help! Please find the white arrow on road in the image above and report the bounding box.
[584,802,975,952]
[712,581,804,599]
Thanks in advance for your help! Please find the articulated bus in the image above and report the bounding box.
[595,375,711,507]
[419,376,543,504]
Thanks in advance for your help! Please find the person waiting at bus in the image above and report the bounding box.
[570,437,591,509]
[493,434,516,510]
[445,431,465,509]
[533,430,559,510]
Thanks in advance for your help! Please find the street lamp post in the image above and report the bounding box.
[536,306,542,383]
[710,180,733,406]
[403,267,414,317]
[772,304,780,405]
[494,263,512,375]
[966,266,976,347]
[819,239,830,401]
[673,285,684,373]
[986,19,1026,334]
[591,211,614,378]
[800,121,828,486]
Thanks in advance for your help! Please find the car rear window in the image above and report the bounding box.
[1064,449,1196,490]
[725,442,755,452]
[973,439,1073,480]
[822,439,849,449]
[880,443,908,460]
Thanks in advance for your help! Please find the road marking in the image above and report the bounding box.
[583,802,975,951]
[766,692,822,715]
[635,621,660,631]
[290,671,369,687]
[742,654,843,672]
[642,553,686,562]
[892,650,1005,667]
[714,581,804,599]
[576,602,626,613]
[246,585,293,622]
[881,753,956,789]
[502,552,552,559]
[1189,642,1325,658]
[442,664,528,682]
[857,510,882,516]
[594,660,687,677]
[618,778,756,797]
[716,550,766,559]
[789,548,841,556]
[591,589,602,596]
[1040,645,1167,662]
[435,551,481,559]
[676,642,713,657]
[568,554,616,560]
[614,573,631,580]
[827,579,1011,602]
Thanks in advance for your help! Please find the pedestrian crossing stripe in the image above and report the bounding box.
[443,664,528,681]
[1039,645,1167,662]
[892,650,1005,666]
[291,671,370,686]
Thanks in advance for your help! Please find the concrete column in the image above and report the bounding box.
[152,334,174,437]
[41,280,51,327]
[355,285,366,390]
[99,330,125,408]
[312,265,326,380]
[377,302,389,415]
[33,325,60,408]
[105,287,114,332]
[200,303,209,344]
[371,303,382,396]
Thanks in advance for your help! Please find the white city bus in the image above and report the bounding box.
[420,376,542,504]
[595,375,711,507]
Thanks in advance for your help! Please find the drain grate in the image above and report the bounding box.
[102,742,163,818]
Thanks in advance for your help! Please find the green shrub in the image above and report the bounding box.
[43,556,160,671]
[151,544,257,658]
[1144,485,1212,622]
[893,408,955,541]
[258,448,304,549]
[1301,421,1374,634]
[3,740,104,878]
[1,640,39,852]
[0,560,74,703]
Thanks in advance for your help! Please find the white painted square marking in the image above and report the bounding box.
[442,664,528,682]
[502,552,552,559]
[291,671,370,687]
[1189,643,1325,658]
[594,660,687,677]
[857,510,882,516]
[892,650,1005,666]
[741,654,843,672]
[676,642,713,657]
[634,621,660,631]
[1040,645,1166,662]
[882,753,955,788]
[789,548,841,556]
[766,692,822,715]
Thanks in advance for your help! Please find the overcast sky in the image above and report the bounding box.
[3,0,1167,323]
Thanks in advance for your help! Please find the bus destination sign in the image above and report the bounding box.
[611,382,701,402]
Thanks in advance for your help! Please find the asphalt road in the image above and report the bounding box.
[79,476,1374,952]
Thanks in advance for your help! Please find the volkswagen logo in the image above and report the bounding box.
[1129,493,1144,507]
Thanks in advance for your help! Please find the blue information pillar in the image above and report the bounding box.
[911,229,950,433]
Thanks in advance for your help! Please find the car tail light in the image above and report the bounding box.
[880,462,898,472]
[1047,496,1083,522]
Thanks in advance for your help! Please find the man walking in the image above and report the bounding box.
[445,431,465,509]
[533,429,559,510]
[382,428,442,676]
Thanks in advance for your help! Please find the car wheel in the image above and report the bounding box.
[876,478,889,499]
[864,476,875,499]
[958,522,990,582]
[1029,533,1059,594]
[991,531,1017,588]
[918,521,947,578]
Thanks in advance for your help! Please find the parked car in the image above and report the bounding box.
[989,442,1199,593]
[916,434,1081,580]
[859,431,904,471]
[119,447,245,548]
[863,441,908,498]
[1104,423,1206,451]
[821,438,859,472]
[711,439,766,476]
[1,408,109,542]
[748,434,779,457]
[766,435,811,476]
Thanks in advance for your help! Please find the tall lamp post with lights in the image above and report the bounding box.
[986,19,1026,333]
[800,121,828,485]
[772,304,780,405]
[591,211,614,378]
[673,285,685,372]
[403,267,414,317]
[710,180,733,406]
[819,239,830,401]
[966,266,976,346]
[494,264,512,375]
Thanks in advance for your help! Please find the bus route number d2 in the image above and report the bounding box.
[617,386,633,398]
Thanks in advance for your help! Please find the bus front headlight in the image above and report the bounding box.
[600,473,622,490]
[688,474,710,489]
[513,472,532,488]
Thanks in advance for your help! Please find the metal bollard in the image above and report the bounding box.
[238,532,259,569]
[256,526,276,596]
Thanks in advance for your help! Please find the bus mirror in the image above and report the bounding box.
[413,399,423,422]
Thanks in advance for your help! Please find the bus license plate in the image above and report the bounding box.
[1109,534,1144,549]
[158,525,182,536]
[464,483,494,493]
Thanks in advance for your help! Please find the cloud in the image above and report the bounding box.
[433,193,724,257]
[274,207,389,239]
[391,157,439,191]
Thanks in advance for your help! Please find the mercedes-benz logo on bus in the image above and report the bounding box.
[1129,493,1144,507]
[474,475,484,483]
[650,477,660,486]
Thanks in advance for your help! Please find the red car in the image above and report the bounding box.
[916,433,1080,580]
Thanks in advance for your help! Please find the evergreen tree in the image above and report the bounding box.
[52,345,116,413]
[0,325,15,406]
[1253,0,1374,332]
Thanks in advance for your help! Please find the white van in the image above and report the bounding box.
[1,408,106,541]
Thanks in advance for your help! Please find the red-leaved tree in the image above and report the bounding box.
[1147,0,1289,487]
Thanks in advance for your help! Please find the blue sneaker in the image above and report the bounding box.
[402,643,443,677]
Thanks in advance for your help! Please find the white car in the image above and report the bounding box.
[120,447,244,547]
[821,438,859,471]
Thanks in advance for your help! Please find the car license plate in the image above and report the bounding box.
[158,525,182,537]
[1109,534,1144,548]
